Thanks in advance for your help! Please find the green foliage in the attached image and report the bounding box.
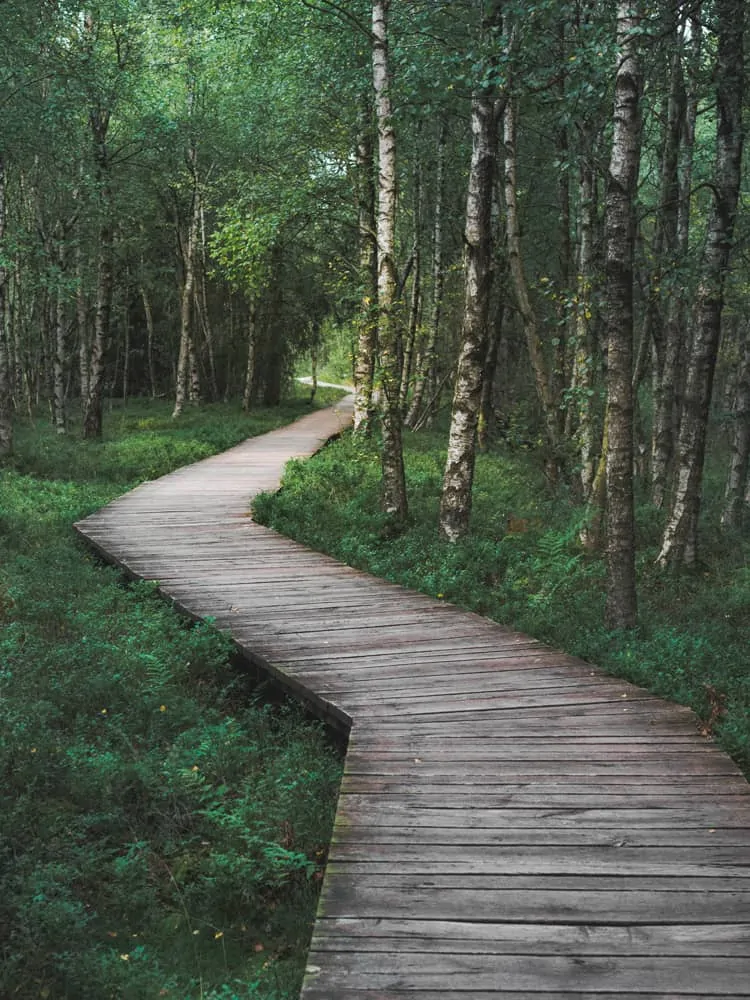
[0,398,342,1000]
[256,431,750,778]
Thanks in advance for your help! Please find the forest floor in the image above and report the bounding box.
[254,423,750,780]
[0,389,346,1000]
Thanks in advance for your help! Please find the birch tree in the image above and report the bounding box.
[0,154,10,457]
[372,0,407,524]
[603,1,642,628]
[439,0,502,542]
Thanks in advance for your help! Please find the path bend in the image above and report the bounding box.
[75,398,750,999]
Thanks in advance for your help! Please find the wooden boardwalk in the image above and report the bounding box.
[75,399,750,999]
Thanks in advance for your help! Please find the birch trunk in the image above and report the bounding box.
[172,167,199,419]
[82,109,113,440]
[0,153,11,457]
[352,103,378,435]
[657,0,744,568]
[439,4,501,543]
[570,157,597,498]
[400,154,422,411]
[721,325,750,529]
[407,121,446,429]
[53,279,66,433]
[243,303,256,412]
[603,1,642,628]
[140,286,156,398]
[372,0,407,524]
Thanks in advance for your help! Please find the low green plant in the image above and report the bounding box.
[256,429,750,777]
[0,394,344,1000]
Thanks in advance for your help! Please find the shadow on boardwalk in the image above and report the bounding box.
[76,398,750,999]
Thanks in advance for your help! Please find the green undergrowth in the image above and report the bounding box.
[254,430,750,777]
[0,393,344,1000]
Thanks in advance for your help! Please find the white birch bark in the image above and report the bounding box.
[603,1,642,628]
[0,153,11,457]
[439,3,502,542]
[373,0,407,523]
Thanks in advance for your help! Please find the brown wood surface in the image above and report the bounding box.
[74,397,750,998]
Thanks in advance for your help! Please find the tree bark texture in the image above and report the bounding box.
[650,13,689,507]
[439,7,501,543]
[82,109,113,440]
[504,99,560,459]
[353,107,378,435]
[570,156,597,499]
[372,0,407,524]
[172,168,199,419]
[721,324,750,529]
[657,0,744,568]
[407,120,447,429]
[603,1,642,628]
[243,303,256,412]
[0,153,11,457]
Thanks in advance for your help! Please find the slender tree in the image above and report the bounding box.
[372,0,407,524]
[439,0,502,542]
[352,101,378,435]
[603,0,642,628]
[0,153,11,457]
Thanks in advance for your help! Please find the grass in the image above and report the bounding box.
[0,388,345,1000]
[254,426,750,779]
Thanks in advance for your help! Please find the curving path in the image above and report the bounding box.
[75,398,750,999]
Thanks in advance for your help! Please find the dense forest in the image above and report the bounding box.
[1,0,748,629]
[2,1,750,996]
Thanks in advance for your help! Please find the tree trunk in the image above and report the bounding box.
[82,105,113,440]
[372,0,407,525]
[570,156,598,499]
[407,120,447,429]
[140,286,157,398]
[243,302,256,412]
[198,195,218,401]
[400,154,423,412]
[53,278,66,433]
[352,102,378,435]
[172,166,199,419]
[504,98,560,461]
[0,153,11,458]
[657,0,744,568]
[650,10,689,507]
[721,324,750,529]
[439,3,501,543]
[603,0,642,629]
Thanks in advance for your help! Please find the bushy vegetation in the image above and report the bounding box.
[255,428,750,777]
[0,393,344,1000]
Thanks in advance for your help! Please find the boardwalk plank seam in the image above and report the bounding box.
[75,399,750,999]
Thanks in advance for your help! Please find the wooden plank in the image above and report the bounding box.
[308,917,750,956]
[301,954,750,994]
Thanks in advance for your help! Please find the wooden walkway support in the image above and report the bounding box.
[75,399,750,999]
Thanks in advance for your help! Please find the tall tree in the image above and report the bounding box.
[352,100,378,435]
[0,154,10,457]
[603,0,642,628]
[372,0,408,525]
[439,0,502,543]
[657,0,744,568]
